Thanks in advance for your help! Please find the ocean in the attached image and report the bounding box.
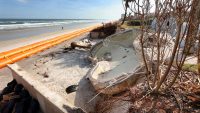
[0,19,106,41]
[0,19,101,30]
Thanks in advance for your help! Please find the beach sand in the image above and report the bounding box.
[15,33,101,112]
[0,22,100,92]
[0,21,103,111]
[0,22,100,52]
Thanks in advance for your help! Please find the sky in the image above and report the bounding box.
[0,0,124,19]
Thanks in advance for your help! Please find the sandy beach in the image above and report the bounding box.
[14,33,100,112]
[0,22,102,93]
[0,22,101,52]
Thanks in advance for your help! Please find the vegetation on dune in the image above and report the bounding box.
[182,64,200,73]
[120,21,141,29]
[120,19,153,29]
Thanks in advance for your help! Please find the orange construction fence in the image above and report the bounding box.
[0,25,100,69]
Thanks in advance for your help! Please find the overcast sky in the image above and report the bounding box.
[0,0,124,19]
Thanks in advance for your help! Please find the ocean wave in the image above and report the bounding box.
[0,20,97,30]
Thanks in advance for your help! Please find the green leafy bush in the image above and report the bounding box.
[182,64,199,72]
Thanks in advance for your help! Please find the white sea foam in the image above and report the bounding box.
[0,20,98,30]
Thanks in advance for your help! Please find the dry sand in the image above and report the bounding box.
[0,23,99,92]
[0,30,76,92]
[16,33,102,112]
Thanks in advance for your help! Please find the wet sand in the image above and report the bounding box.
[0,22,100,52]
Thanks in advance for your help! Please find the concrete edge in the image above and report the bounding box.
[7,63,77,113]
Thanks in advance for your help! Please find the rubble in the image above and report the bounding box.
[9,24,198,112]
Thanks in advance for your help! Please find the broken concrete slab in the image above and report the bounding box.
[87,30,144,95]
[8,63,85,113]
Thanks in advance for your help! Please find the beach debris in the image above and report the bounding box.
[0,79,40,113]
[42,72,49,78]
[63,47,73,53]
[65,85,79,94]
[71,42,91,49]
[0,79,17,101]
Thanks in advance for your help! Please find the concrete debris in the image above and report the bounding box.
[87,30,144,95]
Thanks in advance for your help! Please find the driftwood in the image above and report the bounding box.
[63,41,91,53]
[70,42,91,49]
